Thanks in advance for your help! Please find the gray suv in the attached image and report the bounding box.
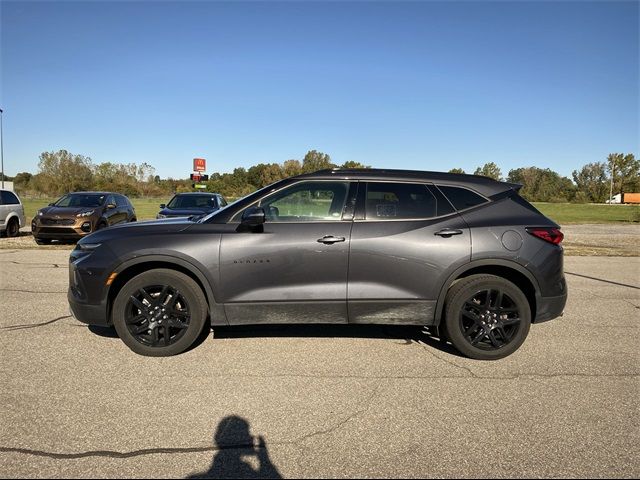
[68,169,567,359]
[0,189,26,237]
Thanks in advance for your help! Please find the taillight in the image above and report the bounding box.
[526,227,563,245]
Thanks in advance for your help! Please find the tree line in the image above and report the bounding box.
[7,149,639,203]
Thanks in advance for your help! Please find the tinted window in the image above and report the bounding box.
[55,194,106,208]
[365,182,437,220]
[438,186,488,211]
[259,181,349,222]
[168,194,217,209]
[1,191,20,205]
[115,195,129,207]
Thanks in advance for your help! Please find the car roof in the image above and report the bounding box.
[173,192,219,196]
[294,168,520,197]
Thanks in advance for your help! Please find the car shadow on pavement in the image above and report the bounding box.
[187,415,282,479]
[213,324,465,357]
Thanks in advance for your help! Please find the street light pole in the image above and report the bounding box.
[0,108,4,189]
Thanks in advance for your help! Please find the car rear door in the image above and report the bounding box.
[347,181,471,325]
[219,180,356,325]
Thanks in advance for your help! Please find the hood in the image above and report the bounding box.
[158,207,217,217]
[78,217,194,244]
[39,206,97,217]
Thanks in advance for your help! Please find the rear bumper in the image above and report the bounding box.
[534,293,567,323]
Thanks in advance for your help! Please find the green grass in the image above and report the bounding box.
[532,203,640,224]
[18,196,640,225]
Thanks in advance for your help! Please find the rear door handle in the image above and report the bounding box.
[434,229,463,237]
[317,235,346,244]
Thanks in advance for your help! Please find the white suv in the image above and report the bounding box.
[0,189,25,237]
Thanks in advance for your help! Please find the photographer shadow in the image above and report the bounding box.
[188,416,281,479]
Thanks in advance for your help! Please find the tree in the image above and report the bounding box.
[282,159,302,178]
[572,162,609,203]
[341,161,370,169]
[474,162,502,181]
[247,163,284,189]
[607,153,640,198]
[37,149,94,195]
[507,167,575,202]
[448,168,465,174]
[13,172,32,192]
[301,150,335,173]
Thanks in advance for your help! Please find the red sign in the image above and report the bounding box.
[193,158,206,172]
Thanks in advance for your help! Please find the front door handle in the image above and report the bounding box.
[434,229,463,237]
[317,235,346,244]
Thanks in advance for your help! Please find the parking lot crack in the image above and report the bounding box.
[1,288,66,294]
[0,315,72,331]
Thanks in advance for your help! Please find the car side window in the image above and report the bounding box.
[437,185,488,211]
[365,182,437,220]
[106,195,116,207]
[259,182,350,222]
[1,191,20,205]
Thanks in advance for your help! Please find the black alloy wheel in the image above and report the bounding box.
[125,284,191,347]
[112,269,208,356]
[459,289,521,350]
[444,274,531,360]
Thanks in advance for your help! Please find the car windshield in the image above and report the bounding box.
[55,194,106,208]
[167,194,216,210]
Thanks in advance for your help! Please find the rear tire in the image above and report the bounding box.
[6,218,19,237]
[112,269,208,356]
[443,274,531,360]
[34,237,52,245]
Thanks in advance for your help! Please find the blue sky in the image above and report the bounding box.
[1,0,638,179]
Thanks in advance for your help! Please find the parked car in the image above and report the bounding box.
[0,189,26,237]
[32,192,136,244]
[156,192,227,219]
[68,168,567,359]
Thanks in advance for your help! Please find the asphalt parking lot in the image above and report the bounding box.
[0,249,638,478]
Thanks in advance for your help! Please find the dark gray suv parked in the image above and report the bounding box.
[68,169,566,359]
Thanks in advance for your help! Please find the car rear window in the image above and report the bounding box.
[437,185,488,211]
[1,191,20,205]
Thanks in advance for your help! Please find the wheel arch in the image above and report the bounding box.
[107,256,226,326]
[434,259,540,325]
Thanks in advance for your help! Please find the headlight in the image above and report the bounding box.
[70,243,102,262]
[76,210,95,218]
[38,211,44,216]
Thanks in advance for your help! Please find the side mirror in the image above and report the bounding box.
[241,206,266,226]
[106,203,116,209]
[160,204,166,209]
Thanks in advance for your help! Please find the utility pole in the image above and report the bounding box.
[609,163,614,205]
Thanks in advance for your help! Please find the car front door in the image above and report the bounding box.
[347,181,471,325]
[219,180,356,325]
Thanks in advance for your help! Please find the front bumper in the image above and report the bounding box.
[32,218,95,239]
[68,290,109,326]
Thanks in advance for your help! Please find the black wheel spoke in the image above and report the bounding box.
[487,331,500,347]
[126,314,146,325]
[132,323,150,334]
[462,309,480,322]
[139,288,155,306]
[130,296,148,313]
[168,318,189,329]
[464,323,481,337]
[164,326,171,346]
[157,285,170,306]
[501,317,520,327]
[470,329,486,345]
[493,291,503,309]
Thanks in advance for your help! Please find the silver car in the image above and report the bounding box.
[0,189,25,237]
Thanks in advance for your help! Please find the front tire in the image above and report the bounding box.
[112,269,208,356]
[443,275,531,360]
[34,237,52,245]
